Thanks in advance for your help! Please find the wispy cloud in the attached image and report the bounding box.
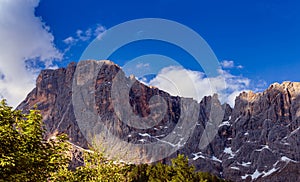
[221,60,235,68]
[0,0,62,107]
[76,28,92,41]
[63,36,76,45]
[63,24,106,47]
[221,60,243,69]
[236,65,244,69]
[94,25,106,40]
[136,63,150,69]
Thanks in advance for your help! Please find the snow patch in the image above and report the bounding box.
[281,156,298,163]
[218,121,231,127]
[212,156,222,163]
[262,167,279,177]
[138,133,151,137]
[153,137,185,148]
[224,147,235,158]
[154,134,165,138]
[241,167,280,180]
[241,169,263,180]
[138,139,147,143]
[192,152,206,160]
[234,116,241,123]
[238,161,251,167]
[230,166,240,170]
[291,126,300,136]
[255,145,270,152]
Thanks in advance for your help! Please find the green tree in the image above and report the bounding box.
[0,100,70,182]
[128,163,149,182]
[170,154,196,182]
[53,150,132,182]
[147,162,172,182]
[53,149,228,182]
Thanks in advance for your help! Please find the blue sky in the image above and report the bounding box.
[0,0,300,106]
[36,0,300,83]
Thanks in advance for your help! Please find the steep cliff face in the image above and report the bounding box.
[18,62,87,148]
[18,60,300,181]
[221,82,300,181]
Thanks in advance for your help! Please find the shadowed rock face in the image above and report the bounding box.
[18,60,300,181]
[221,82,300,181]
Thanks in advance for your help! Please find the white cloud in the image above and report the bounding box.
[148,66,252,107]
[0,0,62,107]
[221,60,244,69]
[63,24,106,46]
[62,25,106,58]
[237,65,244,69]
[94,24,106,40]
[136,63,150,69]
[221,60,235,68]
[76,28,92,41]
[63,36,76,45]
[148,66,212,102]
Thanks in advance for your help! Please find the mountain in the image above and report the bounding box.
[17,60,300,182]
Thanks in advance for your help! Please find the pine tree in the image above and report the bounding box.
[170,154,196,182]
[0,100,70,182]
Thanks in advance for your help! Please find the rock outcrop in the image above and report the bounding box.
[18,60,300,181]
[220,82,300,181]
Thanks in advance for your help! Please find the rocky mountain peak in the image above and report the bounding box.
[18,61,300,181]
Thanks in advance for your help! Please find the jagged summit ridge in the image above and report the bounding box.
[18,61,300,182]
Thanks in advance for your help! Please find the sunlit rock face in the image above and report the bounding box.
[18,60,300,181]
